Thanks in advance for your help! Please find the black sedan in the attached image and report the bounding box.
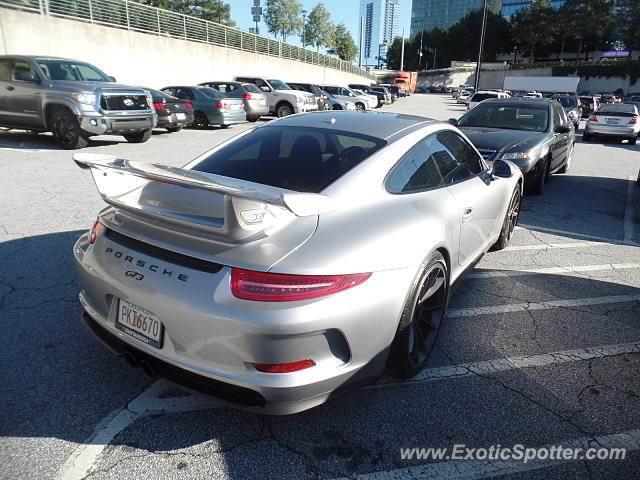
[147,88,194,133]
[451,98,575,195]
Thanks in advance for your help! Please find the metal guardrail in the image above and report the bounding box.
[0,0,374,80]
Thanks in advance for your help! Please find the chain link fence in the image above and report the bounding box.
[1,0,375,80]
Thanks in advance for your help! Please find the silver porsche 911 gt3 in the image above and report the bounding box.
[73,111,523,414]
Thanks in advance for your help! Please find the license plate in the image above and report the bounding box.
[605,118,619,124]
[175,113,186,120]
[116,299,164,348]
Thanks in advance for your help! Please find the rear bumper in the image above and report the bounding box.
[79,112,157,135]
[207,111,246,126]
[157,111,194,127]
[244,102,269,117]
[585,123,639,137]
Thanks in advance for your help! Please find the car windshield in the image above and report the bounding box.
[147,88,174,99]
[267,79,292,90]
[242,84,262,93]
[598,104,637,115]
[321,90,336,99]
[36,59,112,82]
[458,103,549,132]
[193,126,386,193]
[198,87,223,99]
[552,97,577,108]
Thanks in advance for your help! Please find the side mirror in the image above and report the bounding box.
[555,125,571,134]
[260,86,271,92]
[491,159,513,179]
[108,76,116,82]
[448,118,458,126]
[15,71,39,82]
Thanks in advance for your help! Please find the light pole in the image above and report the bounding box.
[302,9,308,49]
[473,0,488,91]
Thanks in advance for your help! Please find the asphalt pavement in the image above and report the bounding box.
[1,94,639,480]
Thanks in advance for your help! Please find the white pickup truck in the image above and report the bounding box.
[233,76,317,117]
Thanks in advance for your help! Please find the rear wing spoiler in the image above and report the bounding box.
[72,153,337,217]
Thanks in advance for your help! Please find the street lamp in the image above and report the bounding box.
[302,9,308,49]
[474,0,488,91]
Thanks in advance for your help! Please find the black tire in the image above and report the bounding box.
[192,111,209,129]
[123,129,152,143]
[220,124,230,129]
[166,126,182,133]
[492,187,521,251]
[582,133,591,142]
[355,102,365,111]
[276,102,294,118]
[247,116,259,123]
[388,251,449,378]
[628,135,637,145]
[558,143,574,174]
[528,156,549,196]
[50,107,88,149]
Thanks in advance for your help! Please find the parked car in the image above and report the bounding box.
[160,86,245,129]
[321,85,374,110]
[551,95,582,128]
[198,81,268,122]
[381,84,405,98]
[145,88,193,133]
[233,76,317,117]
[579,96,600,118]
[599,94,620,104]
[320,90,356,110]
[371,86,393,104]
[0,55,156,149]
[467,90,510,110]
[286,82,329,111]
[348,88,379,109]
[73,110,522,414]
[456,89,475,104]
[348,83,387,107]
[452,97,575,195]
[583,103,639,145]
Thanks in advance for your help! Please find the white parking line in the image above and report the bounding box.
[56,380,218,480]
[447,294,640,318]
[504,241,608,251]
[467,263,640,279]
[329,429,640,480]
[624,176,636,243]
[517,224,640,247]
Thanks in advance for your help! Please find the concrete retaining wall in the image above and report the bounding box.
[0,8,372,89]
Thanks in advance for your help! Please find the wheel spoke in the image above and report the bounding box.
[418,274,444,304]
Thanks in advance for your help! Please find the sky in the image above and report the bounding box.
[230,0,412,50]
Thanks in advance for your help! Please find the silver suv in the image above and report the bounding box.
[0,55,156,149]
[233,76,317,117]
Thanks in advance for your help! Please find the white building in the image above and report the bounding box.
[359,0,400,68]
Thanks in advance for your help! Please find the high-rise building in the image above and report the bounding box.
[501,0,566,19]
[359,0,401,68]
[410,0,502,36]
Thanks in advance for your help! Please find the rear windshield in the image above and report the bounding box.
[552,96,577,108]
[198,87,223,99]
[193,126,386,193]
[471,93,498,102]
[459,103,549,132]
[36,59,111,82]
[242,84,262,93]
[598,104,637,115]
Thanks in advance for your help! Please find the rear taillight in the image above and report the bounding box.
[628,117,637,124]
[184,102,192,109]
[152,101,166,111]
[242,93,256,100]
[230,268,371,302]
[588,115,597,122]
[89,221,105,244]
[216,102,229,110]
[252,360,316,373]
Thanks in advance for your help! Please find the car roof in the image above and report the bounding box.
[258,111,436,141]
[480,97,554,107]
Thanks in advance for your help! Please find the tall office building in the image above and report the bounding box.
[360,0,401,68]
[410,0,502,36]
[501,0,566,18]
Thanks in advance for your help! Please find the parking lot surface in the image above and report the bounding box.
[1,94,639,480]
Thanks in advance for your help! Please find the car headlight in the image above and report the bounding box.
[501,149,541,160]
[296,97,306,104]
[71,92,97,105]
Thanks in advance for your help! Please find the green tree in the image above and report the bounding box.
[141,1,235,26]
[264,0,303,42]
[617,0,640,52]
[511,0,557,65]
[303,3,334,51]
[562,0,615,63]
[329,23,358,61]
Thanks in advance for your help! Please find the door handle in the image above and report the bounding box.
[462,207,473,222]
[6,86,14,91]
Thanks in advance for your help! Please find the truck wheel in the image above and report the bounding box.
[123,129,152,143]
[50,108,88,149]
[276,103,294,118]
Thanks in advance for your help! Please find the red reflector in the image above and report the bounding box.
[152,102,166,110]
[628,117,637,124]
[216,102,229,110]
[184,102,193,109]
[252,359,316,373]
[230,269,371,302]
[89,221,105,244]
[588,115,597,121]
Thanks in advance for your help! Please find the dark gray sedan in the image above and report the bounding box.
[161,86,246,129]
[198,81,269,122]
[452,98,575,195]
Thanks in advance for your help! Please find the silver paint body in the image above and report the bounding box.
[73,111,522,414]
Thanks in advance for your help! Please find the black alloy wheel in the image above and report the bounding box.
[192,112,209,129]
[50,108,88,149]
[492,187,521,251]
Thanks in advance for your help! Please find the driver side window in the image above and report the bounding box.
[386,140,443,193]
[426,131,485,185]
